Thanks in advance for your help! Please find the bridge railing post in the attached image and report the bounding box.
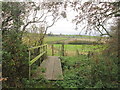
[46,45,47,57]
[29,50,31,79]
[45,45,47,58]
[38,47,40,66]
[28,44,48,78]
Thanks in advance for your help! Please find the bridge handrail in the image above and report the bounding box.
[28,44,47,79]
[28,44,47,66]
[28,44,47,51]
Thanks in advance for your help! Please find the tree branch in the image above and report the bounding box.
[97,16,112,37]
[106,9,120,17]
[100,24,112,37]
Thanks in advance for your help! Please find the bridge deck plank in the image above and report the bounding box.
[32,56,63,80]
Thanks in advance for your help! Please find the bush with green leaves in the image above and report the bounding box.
[2,2,29,88]
[2,29,29,88]
[90,54,118,88]
[55,51,118,88]
[55,56,92,88]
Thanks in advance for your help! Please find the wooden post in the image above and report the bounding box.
[46,45,47,54]
[43,45,45,59]
[36,48,39,65]
[76,49,79,56]
[45,45,47,58]
[61,44,64,56]
[39,46,42,66]
[52,44,54,56]
[29,50,31,79]
[38,47,40,66]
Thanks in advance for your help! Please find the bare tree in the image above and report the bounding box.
[71,1,120,37]
[54,1,119,37]
[22,1,64,45]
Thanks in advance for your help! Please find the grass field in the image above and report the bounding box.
[43,35,107,56]
[22,34,106,56]
[22,33,105,46]
[47,44,107,56]
[44,36,68,44]
[22,35,69,46]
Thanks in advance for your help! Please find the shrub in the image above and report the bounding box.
[2,30,29,88]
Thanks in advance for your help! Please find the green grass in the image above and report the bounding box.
[22,33,68,46]
[55,44,106,51]
[47,44,107,56]
[22,33,105,47]
[44,36,68,44]
[64,34,103,38]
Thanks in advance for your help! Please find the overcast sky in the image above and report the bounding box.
[1,0,117,36]
[47,18,79,35]
[46,0,118,35]
[47,18,100,35]
[47,4,80,35]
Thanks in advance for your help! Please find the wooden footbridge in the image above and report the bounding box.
[28,44,63,80]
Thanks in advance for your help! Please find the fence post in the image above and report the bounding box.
[61,44,64,56]
[76,49,80,56]
[52,44,54,56]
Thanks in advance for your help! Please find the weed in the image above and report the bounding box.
[41,68,46,73]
